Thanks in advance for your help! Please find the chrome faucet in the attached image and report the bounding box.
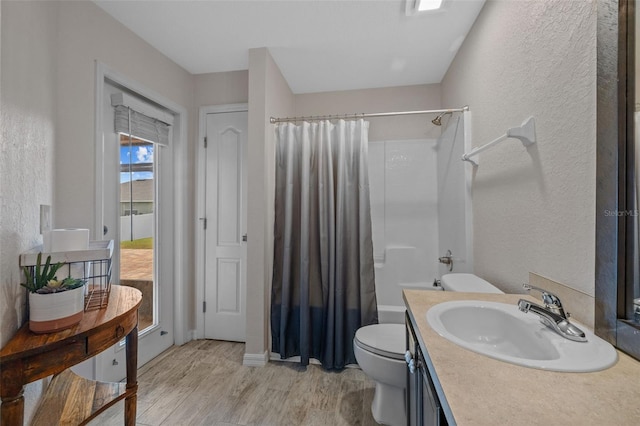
[517,284,587,342]
[438,250,453,272]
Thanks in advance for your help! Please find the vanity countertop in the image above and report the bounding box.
[403,290,640,426]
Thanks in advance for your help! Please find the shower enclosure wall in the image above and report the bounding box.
[368,112,473,323]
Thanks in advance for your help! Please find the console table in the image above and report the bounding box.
[0,285,142,425]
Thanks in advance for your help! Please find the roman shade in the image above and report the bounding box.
[113,105,170,146]
[111,92,173,146]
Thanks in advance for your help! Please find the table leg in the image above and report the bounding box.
[1,388,25,426]
[124,325,138,426]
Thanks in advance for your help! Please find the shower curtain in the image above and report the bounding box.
[271,119,378,370]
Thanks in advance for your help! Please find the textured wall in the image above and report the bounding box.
[246,48,295,357]
[194,70,248,108]
[442,0,597,296]
[54,0,196,334]
[1,0,57,348]
[54,0,194,232]
[294,84,442,141]
[0,0,59,419]
[1,0,200,409]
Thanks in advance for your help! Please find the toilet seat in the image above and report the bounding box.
[354,324,405,360]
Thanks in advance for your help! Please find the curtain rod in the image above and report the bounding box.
[269,106,469,124]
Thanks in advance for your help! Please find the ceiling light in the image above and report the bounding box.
[417,0,443,11]
[406,0,445,16]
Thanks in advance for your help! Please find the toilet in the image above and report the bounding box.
[353,273,503,426]
[439,273,504,294]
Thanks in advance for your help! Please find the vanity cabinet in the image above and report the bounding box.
[406,312,448,426]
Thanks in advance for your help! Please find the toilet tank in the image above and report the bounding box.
[441,273,503,294]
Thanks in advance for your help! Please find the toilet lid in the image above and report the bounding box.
[441,273,504,294]
[354,324,405,360]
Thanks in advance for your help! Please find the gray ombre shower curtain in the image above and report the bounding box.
[271,119,378,370]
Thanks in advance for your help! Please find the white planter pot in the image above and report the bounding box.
[29,286,85,333]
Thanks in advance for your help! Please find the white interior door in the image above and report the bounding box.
[204,111,248,341]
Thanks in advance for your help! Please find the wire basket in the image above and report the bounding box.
[20,240,114,311]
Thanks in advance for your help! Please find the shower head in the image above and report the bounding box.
[431,112,451,126]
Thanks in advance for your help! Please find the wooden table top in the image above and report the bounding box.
[0,285,142,362]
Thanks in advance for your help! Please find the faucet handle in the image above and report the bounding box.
[522,284,567,318]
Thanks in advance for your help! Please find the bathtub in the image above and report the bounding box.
[377,284,442,324]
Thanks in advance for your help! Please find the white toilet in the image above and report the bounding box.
[353,273,503,426]
[439,273,504,294]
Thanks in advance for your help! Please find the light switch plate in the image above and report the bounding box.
[40,204,52,234]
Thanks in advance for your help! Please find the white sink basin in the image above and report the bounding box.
[426,300,617,372]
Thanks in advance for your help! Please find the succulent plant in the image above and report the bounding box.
[21,253,86,294]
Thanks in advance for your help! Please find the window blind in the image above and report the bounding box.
[114,105,171,146]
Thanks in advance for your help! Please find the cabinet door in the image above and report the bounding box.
[407,355,420,426]
[420,351,441,426]
[407,312,448,426]
[406,314,422,426]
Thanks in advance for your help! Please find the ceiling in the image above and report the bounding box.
[93,0,486,94]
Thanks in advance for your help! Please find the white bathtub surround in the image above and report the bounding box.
[436,111,473,276]
[377,304,418,325]
[368,113,474,318]
[369,139,440,308]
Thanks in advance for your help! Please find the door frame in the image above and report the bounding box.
[195,103,248,339]
[94,61,189,349]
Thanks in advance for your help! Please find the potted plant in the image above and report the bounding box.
[21,253,86,333]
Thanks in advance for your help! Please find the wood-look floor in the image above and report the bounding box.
[91,340,381,426]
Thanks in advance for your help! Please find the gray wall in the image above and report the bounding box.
[1,0,60,418]
[1,1,196,418]
[442,0,597,299]
[246,48,295,358]
[2,0,601,394]
[295,84,442,141]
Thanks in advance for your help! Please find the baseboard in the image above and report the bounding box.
[243,351,269,367]
[188,329,198,341]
